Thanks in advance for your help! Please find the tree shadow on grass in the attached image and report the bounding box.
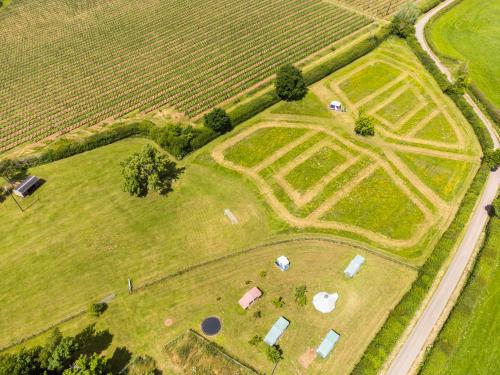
[74,324,113,357]
[109,346,132,374]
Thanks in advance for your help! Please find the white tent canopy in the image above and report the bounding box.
[275,256,290,271]
[313,292,339,313]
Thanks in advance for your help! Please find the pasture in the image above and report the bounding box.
[427,0,500,107]
[214,38,481,260]
[0,0,373,152]
[0,38,480,373]
[419,216,500,375]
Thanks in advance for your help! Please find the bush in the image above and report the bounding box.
[248,335,262,346]
[253,310,262,319]
[149,124,217,159]
[272,296,285,308]
[492,196,500,218]
[121,145,180,197]
[259,270,267,278]
[445,63,470,95]
[355,112,375,136]
[88,302,107,317]
[266,345,283,364]
[485,149,500,170]
[391,2,420,38]
[294,285,308,306]
[203,108,233,134]
[275,64,307,101]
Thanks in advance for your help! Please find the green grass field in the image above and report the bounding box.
[419,216,500,375]
[215,38,480,256]
[428,0,500,107]
[0,138,274,349]
[0,38,482,374]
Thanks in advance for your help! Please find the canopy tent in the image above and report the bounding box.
[238,287,262,309]
[344,255,365,278]
[316,330,340,358]
[329,100,342,111]
[275,255,290,271]
[263,316,290,346]
[313,292,339,313]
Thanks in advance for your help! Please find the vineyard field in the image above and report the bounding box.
[0,0,372,152]
[336,0,412,18]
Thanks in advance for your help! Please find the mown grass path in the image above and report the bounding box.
[385,1,500,374]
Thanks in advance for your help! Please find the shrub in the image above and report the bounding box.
[203,108,233,134]
[391,2,420,38]
[485,149,500,170]
[253,310,262,319]
[266,345,283,364]
[294,285,308,306]
[492,196,500,217]
[88,302,107,317]
[445,63,470,95]
[248,335,262,346]
[272,296,285,308]
[275,64,307,101]
[355,112,375,136]
[121,145,180,197]
[259,270,267,278]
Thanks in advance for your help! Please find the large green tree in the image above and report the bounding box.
[391,2,420,38]
[203,108,233,134]
[0,159,27,182]
[62,354,110,375]
[121,145,179,197]
[275,64,308,101]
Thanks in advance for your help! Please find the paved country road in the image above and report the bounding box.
[385,1,500,374]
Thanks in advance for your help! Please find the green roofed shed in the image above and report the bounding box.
[264,316,289,346]
[316,329,340,358]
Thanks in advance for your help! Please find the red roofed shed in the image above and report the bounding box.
[238,287,262,309]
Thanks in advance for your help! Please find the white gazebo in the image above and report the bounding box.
[275,256,290,271]
[329,100,342,111]
[313,292,339,313]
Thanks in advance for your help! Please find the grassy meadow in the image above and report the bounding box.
[428,0,500,107]
[0,38,483,374]
[0,138,274,349]
[419,216,500,375]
